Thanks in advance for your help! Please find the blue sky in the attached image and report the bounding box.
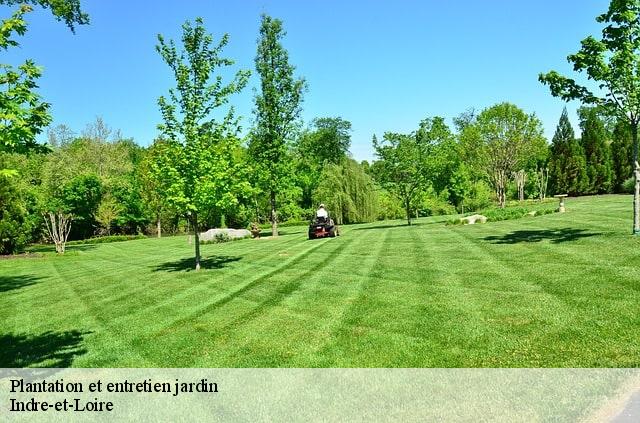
[4,0,609,161]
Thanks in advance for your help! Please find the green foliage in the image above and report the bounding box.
[95,193,122,235]
[294,117,352,209]
[55,174,102,239]
[623,176,636,194]
[373,132,430,225]
[548,108,588,196]
[579,107,613,194]
[200,232,250,245]
[464,103,546,208]
[447,205,556,225]
[0,0,88,160]
[611,119,634,192]
[419,192,456,216]
[465,180,494,212]
[298,117,352,165]
[313,158,378,224]
[156,17,250,269]
[539,0,640,232]
[249,14,305,236]
[0,171,32,254]
[0,1,89,32]
[375,188,404,220]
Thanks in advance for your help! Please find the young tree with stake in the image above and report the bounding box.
[156,18,250,270]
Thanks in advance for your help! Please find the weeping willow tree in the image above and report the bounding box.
[313,158,378,224]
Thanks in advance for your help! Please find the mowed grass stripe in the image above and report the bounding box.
[1,194,639,367]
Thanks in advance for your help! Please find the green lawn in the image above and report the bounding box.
[1,195,639,367]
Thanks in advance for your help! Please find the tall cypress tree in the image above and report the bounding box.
[579,108,613,194]
[611,119,633,192]
[249,14,305,237]
[548,108,588,196]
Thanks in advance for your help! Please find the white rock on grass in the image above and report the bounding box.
[200,228,251,242]
[460,214,487,225]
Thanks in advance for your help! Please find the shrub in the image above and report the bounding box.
[464,180,494,212]
[622,177,635,194]
[446,204,556,226]
[421,195,456,216]
[200,232,249,244]
[376,189,404,220]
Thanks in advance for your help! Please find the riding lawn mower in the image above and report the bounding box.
[308,216,339,239]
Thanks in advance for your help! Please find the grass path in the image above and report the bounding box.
[1,195,639,367]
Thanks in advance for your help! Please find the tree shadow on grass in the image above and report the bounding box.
[483,228,601,244]
[0,330,89,368]
[0,275,42,293]
[152,255,242,272]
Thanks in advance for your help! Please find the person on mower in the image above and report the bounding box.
[316,203,328,220]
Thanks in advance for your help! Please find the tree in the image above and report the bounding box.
[156,17,250,270]
[373,132,430,225]
[313,158,378,224]
[47,124,75,147]
[138,139,172,238]
[0,1,88,156]
[58,174,102,239]
[299,117,352,164]
[539,0,640,234]
[95,194,122,236]
[578,107,613,194]
[295,117,351,209]
[249,14,305,237]
[611,119,634,192]
[548,108,588,196]
[416,117,457,198]
[467,103,546,208]
[42,210,72,254]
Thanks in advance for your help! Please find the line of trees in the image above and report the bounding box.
[4,1,640,267]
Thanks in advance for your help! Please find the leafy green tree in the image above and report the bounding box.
[578,107,614,194]
[548,108,588,195]
[156,17,250,270]
[0,1,88,158]
[299,117,351,164]
[95,193,121,236]
[465,103,546,208]
[249,14,305,237]
[0,153,40,253]
[57,174,102,239]
[373,132,430,225]
[138,139,173,237]
[539,0,640,233]
[416,116,457,199]
[313,158,378,224]
[611,119,634,192]
[1,0,88,31]
[295,117,352,209]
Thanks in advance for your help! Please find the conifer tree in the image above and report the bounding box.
[579,108,613,194]
[547,108,587,196]
[611,119,633,192]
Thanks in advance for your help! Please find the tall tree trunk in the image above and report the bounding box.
[193,212,201,271]
[270,191,278,237]
[156,214,162,238]
[632,123,639,235]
